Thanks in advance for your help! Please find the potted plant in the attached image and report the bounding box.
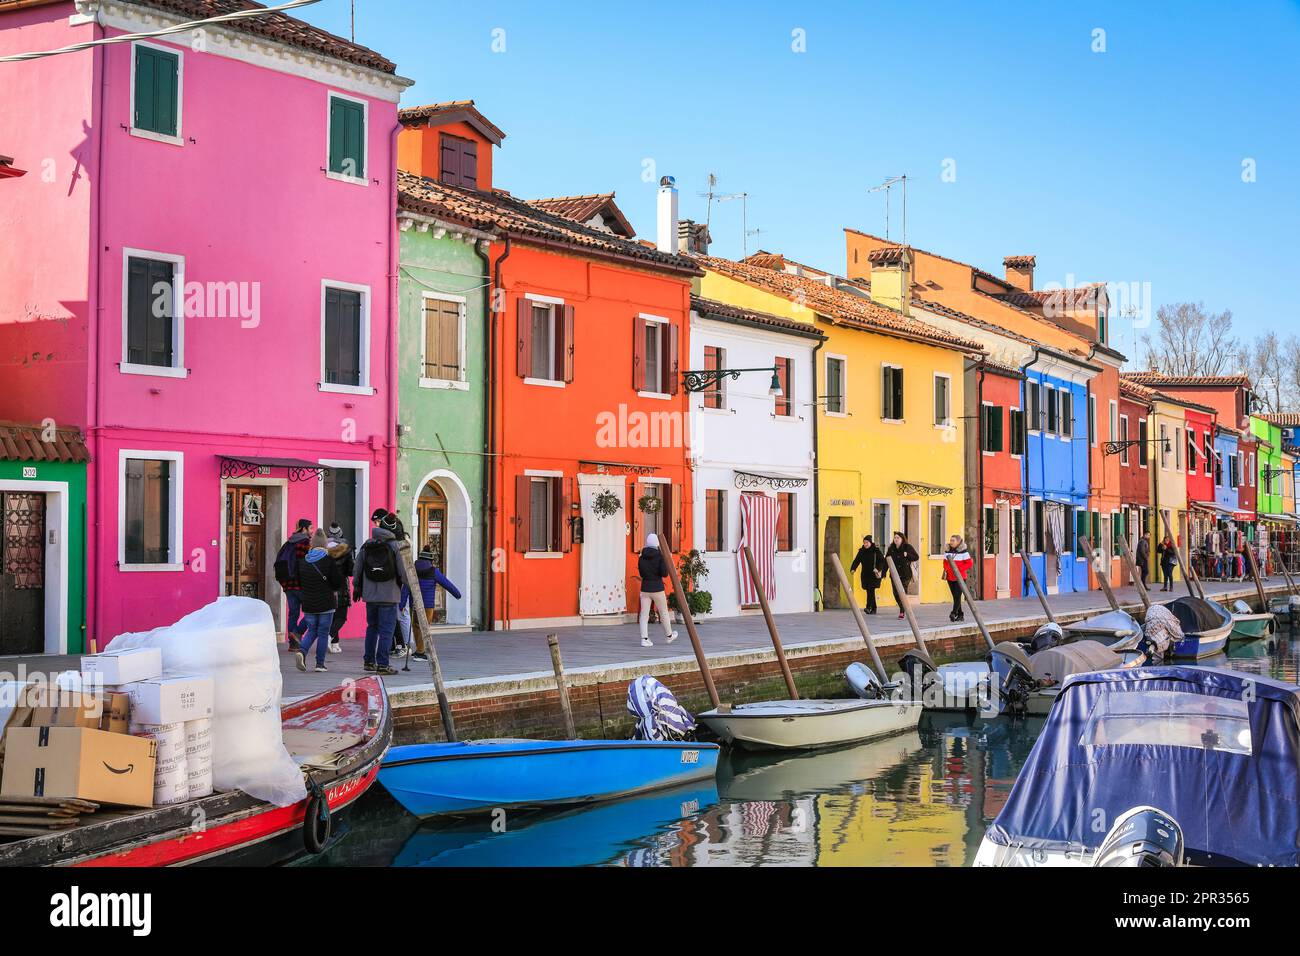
[667,549,712,623]
[591,489,621,519]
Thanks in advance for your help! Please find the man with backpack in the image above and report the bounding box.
[352,511,402,675]
[325,521,353,655]
[274,518,313,650]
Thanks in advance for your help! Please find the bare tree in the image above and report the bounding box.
[1242,331,1285,413]
[1139,302,1239,376]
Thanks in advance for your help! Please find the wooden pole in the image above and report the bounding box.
[1242,539,1269,611]
[395,538,457,742]
[946,555,994,652]
[1272,546,1298,595]
[547,634,577,739]
[1019,550,1057,623]
[883,555,928,653]
[663,545,720,709]
[1116,534,1152,612]
[742,545,799,700]
[829,551,888,681]
[1159,510,1198,600]
[1079,536,1120,612]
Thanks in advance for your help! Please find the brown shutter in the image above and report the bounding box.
[516,298,532,378]
[666,322,680,396]
[629,481,642,553]
[514,474,530,552]
[439,133,460,186]
[783,359,794,416]
[669,482,683,551]
[562,305,575,383]
[556,477,573,553]
[460,139,478,190]
[632,316,647,392]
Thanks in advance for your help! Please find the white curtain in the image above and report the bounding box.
[578,474,627,616]
[1046,503,1065,579]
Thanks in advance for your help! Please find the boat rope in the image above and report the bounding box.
[302,777,332,855]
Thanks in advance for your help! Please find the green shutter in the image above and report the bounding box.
[329,97,365,178]
[134,45,178,136]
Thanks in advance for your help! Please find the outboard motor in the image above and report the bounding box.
[1025,621,1065,654]
[988,641,1036,714]
[1093,806,1184,867]
[897,647,937,703]
[845,661,885,700]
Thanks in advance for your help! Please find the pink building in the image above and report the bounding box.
[0,0,411,643]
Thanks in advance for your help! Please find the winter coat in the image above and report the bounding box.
[849,545,886,590]
[885,542,919,583]
[415,558,462,608]
[1135,538,1150,570]
[280,531,311,591]
[1157,540,1177,568]
[941,546,973,582]
[352,528,402,605]
[637,546,672,593]
[298,546,344,614]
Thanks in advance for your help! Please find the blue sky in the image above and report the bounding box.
[302,0,1299,361]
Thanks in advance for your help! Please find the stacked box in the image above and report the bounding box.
[184,718,213,799]
[130,721,187,806]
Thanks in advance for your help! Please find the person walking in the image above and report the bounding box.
[325,522,352,654]
[1135,533,1150,589]
[274,518,313,650]
[941,534,973,622]
[294,529,343,673]
[1156,535,1178,591]
[380,512,410,658]
[409,547,463,663]
[352,513,402,676]
[636,533,678,649]
[849,534,887,614]
[885,531,920,619]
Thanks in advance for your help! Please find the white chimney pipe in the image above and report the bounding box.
[656,176,678,254]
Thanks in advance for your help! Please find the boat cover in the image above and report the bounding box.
[1165,596,1229,633]
[627,675,696,741]
[1065,609,1139,639]
[1029,641,1116,684]
[1141,603,1181,658]
[985,667,1300,866]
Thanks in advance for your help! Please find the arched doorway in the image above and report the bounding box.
[410,470,473,627]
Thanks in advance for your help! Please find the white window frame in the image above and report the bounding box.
[1088,393,1097,447]
[871,499,892,547]
[933,372,953,428]
[980,400,997,457]
[317,458,370,549]
[120,247,187,378]
[118,448,184,571]
[881,362,904,424]
[319,279,374,395]
[1029,496,1045,555]
[1138,417,1148,470]
[638,312,671,398]
[522,468,564,558]
[1027,381,1042,434]
[703,488,728,553]
[1044,384,1058,437]
[927,501,948,558]
[419,291,469,391]
[325,90,369,186]
[129,39,184,147]
[523,292,565,388]
[1108,399,1118,444]
[1160,423,1170,471]
[824,352,848,417]
[1119,414,1130,466]
[1059,388,1074,441]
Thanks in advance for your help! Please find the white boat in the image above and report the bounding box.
[697,697,921,751]
[719,730,924,800]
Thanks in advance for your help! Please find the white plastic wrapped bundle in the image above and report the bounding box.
[131,721,186,763]
[107,597,304,808]
[154,767,189,806]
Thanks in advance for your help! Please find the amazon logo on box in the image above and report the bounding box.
[1,726,157,808]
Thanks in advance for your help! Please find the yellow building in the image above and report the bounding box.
[694,252,982,609]
[1148,392,1189,583]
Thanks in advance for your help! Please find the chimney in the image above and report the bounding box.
[1003,255,1036,292]
[677,219,710,256]
[656,176,678,254]
[867,246,912,315]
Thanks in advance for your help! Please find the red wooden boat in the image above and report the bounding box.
[0,677,391,867]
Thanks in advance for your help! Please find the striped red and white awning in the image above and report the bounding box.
[737,492,778,605]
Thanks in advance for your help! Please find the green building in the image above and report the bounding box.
[0,423,88,654]
[1251,415,1285,517]
[393,177,492,629]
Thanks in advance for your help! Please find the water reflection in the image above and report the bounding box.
[311,629,1300,867]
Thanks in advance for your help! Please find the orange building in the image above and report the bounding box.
[399,103,699,628]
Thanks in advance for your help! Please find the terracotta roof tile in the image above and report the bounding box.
[398,100,505,143]
[396,170,698,274]
[691,295,826,340]
[526,193,634,238]
[1123,372,1254,389]
[1003,255,1036,268]
[1261,413,1300,427]
[0,421,89,463]
[998,284,1105,311]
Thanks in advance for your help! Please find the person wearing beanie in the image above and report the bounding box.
[408,547,462,662]
[275,518,314,649]
[325,521,351,653]
[635,533,677,649]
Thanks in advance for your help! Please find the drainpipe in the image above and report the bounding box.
[1020,348,1041,595]
[89,8,107,650]
[484,234,512,630]
[810,334,824,610]
[470,236,492,631]
[385,121,401,511]
[975,357,986,599]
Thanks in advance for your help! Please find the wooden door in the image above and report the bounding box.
[224,486,266,599]
[0,492,45,654]
[416,482,449,623]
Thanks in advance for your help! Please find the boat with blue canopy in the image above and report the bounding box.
[976,666,1300,867]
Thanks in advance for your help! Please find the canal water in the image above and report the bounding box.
[307,633,1300,867]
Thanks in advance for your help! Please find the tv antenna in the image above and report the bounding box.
[868,175,907,247]
[716,191,751,256]
[697,172,720,227]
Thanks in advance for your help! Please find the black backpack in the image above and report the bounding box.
[360,540,397,582]
[273,539,299,584]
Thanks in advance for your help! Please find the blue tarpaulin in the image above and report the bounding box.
[985,666,1300,866]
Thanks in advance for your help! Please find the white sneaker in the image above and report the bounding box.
[666,631,679,644]
[640,638,653,648]
[294,651,306,672]
[328,641,342,654]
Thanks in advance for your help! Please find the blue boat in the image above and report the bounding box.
[378,738,720,818]
[1164,595,1233,659]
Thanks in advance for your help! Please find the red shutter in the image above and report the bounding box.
[514,475,531,552]
[629,481,642,553]
[562,305,575,383]
[666,323,680,396]
[632,316,647,392]
[516,298,532,378]
[669,482,683,551]
[557,477,573,553]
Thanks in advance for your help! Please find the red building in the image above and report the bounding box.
[971,360,1025,598]
[1118,379,1154,563]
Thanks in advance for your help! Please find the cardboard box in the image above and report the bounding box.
[121,676,213,725]
[29,691,104,730]
[102,692,130,734]
[0,681,37,761]
[81,647,162,685]
[1,726,157,808]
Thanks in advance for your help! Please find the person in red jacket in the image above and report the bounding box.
[941,534,973,622]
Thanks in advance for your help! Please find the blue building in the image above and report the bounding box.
[1214,425,1240,516]
[1020,349,1100,594]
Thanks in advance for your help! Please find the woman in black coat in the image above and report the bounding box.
[885,531,920,619]
[849,535,887,614]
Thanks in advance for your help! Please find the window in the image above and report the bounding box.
[439,132,477,189]
[1062,504,1074,554]
[774,357,793,417]
[640,483,664,541]
[1076,509,1090,557]
[124,252,182,372]
[982,505,997,556]
[1215,448,1224,487]
[882,365,904,421]
[1231,452,1240,489]
[322,283,367,390]
[521,298,574,385]
[1079,690,1251,755]
[421,295,464,385]
[825,355,846,415]
[702,346,726,409]
[1204,433,1214,476]
[1088,394,1097,446]
[515,474,570,554]
[1249,453,1255,487]
[933,374,951,426]
[1009,409,1025,456]
[1187,428,1198,474]
[1060,390,1074,439]
[1012,507,1024,553]
[321,466,360,550]
[327,92,366,181]
[1174,427,1182,471]
[1045,386,1059,435]
[120,452,181,569]
[1160,423,1170,469]
[1119,415,1130,465]
[928,503,946,557]
[981,404,1003,453]
[776,492,796,551]
[1108,400,1118,444]
[872,502,890,547]
[1138,418,1149,467]
[1031,499,1045,553]
[132,42,181,141]
[705,489,726,551]
[529,478,554,552]
[533,305,558,380]
[1112,511,1125,553]
[1027,381,1042,432]
[632,313,673,395]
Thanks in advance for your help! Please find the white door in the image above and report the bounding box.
[578,474,628,616]
[902,503,921,595]
[995,502,1011,596]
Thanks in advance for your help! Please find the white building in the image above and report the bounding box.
[688,295,823,617]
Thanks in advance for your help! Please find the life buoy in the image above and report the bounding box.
[303,780,331,854]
